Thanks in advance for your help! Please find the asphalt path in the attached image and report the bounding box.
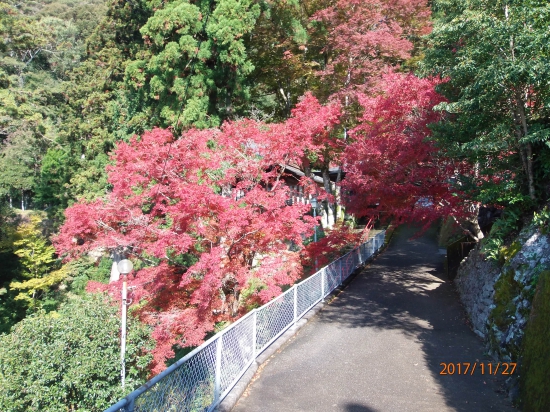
[232,225,516,412]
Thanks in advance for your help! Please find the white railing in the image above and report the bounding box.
[105,230,386,412]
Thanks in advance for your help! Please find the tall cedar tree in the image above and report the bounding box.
[124,0,261,131]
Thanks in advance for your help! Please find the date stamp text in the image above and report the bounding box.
[439,362,517,375]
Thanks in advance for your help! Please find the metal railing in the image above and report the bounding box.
[106,230,386,412]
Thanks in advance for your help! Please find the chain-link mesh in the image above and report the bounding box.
[255,289,294,353]
[219,314,254,394]
[296,270,322,318]
[324,264,339,295]
[133,340,218,412]
[106,231,386,412]
[341,253,353,281]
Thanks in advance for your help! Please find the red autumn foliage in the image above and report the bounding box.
[54,95,346,373]
[300,223,362,271]
[342,73,467,227]
[265,92,343,180]
[312,0,432,102]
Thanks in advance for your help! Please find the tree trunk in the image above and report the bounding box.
[335,165,344,222]
[515,95,536,200]
[452,212,484,242]
[303,158,313,180]
[525,142,535,200]
[507,6,536,201]
[467,209,485,241]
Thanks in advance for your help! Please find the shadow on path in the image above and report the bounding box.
[233,225,515,412]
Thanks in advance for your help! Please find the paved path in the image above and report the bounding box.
[233,225,515,412]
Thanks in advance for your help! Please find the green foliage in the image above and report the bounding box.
[521,270,550,412]
[532,207,550,234]
[124,0,261,131]
[0,285,22,334]
[486,207,550,263]
[481,208,522,261]
[244,0,317,120]
[421,0,550,206]
[498,241,522,266]
[0,205,25,332]
[0,211,72,317]
[7,214,67,308]
[34,148,71,220]
[12,215,56,278]
[0,293,153,412]
[0,0,108,210]
[239,277,267,311]
[65,256,112,294]
[0,132,44,204]
[36,1,107,41]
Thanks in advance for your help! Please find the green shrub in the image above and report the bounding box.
[0,294,153,412]
[533,207,550,234]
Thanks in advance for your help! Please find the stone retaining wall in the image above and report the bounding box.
[454,224,550,402]
[454,243,500,339]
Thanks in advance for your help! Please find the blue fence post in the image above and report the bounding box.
[214,337,222,403]
[252,310,257,358]
[293,286,297,324]
[321,269,325,300]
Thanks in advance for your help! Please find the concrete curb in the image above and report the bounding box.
[215,238,388,412]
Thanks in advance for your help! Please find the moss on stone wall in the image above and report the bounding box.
[487,267,524,361]
[498,240,522,266]
[520,270,550,412]
[491,268,521,330]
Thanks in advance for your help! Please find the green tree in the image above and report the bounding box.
[0,131,42,209]
[60,0,262,203]
[0,293,153,412]
[8,214,66,308]
[0,0,109,212]
[34,148,71,215]
[58,0,150,202]
[124,0,261,131]
[244,0,316,120]
[420,0,550,207]
[37,0,108,42]
[0,204,24,333]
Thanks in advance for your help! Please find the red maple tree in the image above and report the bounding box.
[312,0,432,104]
[54,96,347,371]
[342,73,468,229]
